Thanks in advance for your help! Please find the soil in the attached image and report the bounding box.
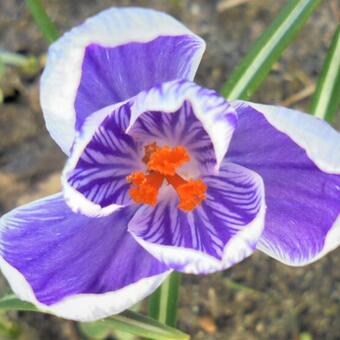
[0,0,339,339]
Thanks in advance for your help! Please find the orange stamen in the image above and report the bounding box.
[127,171,163,206]
[167,174,207,212]
[127,144,207,212]
[147,145,190,176]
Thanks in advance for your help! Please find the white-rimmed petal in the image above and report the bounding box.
[241,102,340,173]
[228,101,340,265]
[128,162,266,274]
[127,80,238,172]
[0,194,170,321]
[62,103,141,217]
[41,7,206,154]
[63,80,237,217]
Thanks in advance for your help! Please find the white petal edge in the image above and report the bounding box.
[61,103,127,217]
[127,80,237,172]
[63,81,237,217]
[232,101,340,174]
[41,7,206,155]
[0,256,170,322]
[258,214,340,266]
[130,172,266,274]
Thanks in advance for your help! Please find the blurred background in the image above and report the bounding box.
[0,0,339,339]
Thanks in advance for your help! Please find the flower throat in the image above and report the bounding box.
[127,143,207,212]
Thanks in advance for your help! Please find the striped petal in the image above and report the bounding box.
[41,7,205,154]
[128,162,265,274]
[0,194,170,321]
[228,101,340,265]
[127,80,238,174]
[63,80,237,216]
[62,103,141,216]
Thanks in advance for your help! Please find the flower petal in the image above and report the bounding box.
[128,162,265,274]
[127,80,238,173]
[63,80,237,217]
[62,103,141,216]
[228,101,340,265]
[0,194,170,321]
[41,7,205,154]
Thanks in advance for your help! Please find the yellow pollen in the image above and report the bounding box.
[127,143,207,212]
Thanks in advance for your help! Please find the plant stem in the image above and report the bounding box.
[148,272,181,327]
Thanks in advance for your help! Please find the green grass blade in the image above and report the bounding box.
[0,50,28,67]
[0,295,189,340]
[100,310,189,340]
[0,59,4,104]
[79,321,112,340]
[26,0,59,44]
[0,50,40,77]
[148,272,181,327]
[0,295,39,312]
[221,0,322,100]
[310,25,340,121]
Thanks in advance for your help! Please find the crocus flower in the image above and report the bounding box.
[0,7,339,322]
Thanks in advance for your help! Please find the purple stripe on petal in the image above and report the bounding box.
[228,101,340,265]
[128,162,265,274]
[0,194,169,321]
[128,80,238,174]
[64,80,237,216]
[63,103,142,216]
[129,101,216,174]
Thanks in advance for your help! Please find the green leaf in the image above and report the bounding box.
[0,50,40,76]
[83,310,189,340]
[26,0,59,44]
[0,295,39,312]
[148,272,181,327]
[0,313,21,339]
[300,332,313,340]
[0,59,3,104]
[79,322,112,340]
[0,50,28,67]
[221,0,322,100]
[223,278,264,296]
[310,25,340,121]
[0,295,189,340]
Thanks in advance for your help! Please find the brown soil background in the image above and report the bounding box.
[0,0,339,339]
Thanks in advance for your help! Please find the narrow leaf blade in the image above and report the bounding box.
[310,25,340,121]
[86,310,189,340]
[0,295,39,312]
[26,0,59,44]
[221,0,322,100]
[0,295,189,340]
[148,272,181,327]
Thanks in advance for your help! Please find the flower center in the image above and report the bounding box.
[127,143,207,212]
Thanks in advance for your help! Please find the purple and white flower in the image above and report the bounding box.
[0,7,339,321]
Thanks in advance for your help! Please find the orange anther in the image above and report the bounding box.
[147,145,190,176]
[167,175,207,212]
[127,143,207,211]
[127,171,146,186]
[127,171,163,206]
